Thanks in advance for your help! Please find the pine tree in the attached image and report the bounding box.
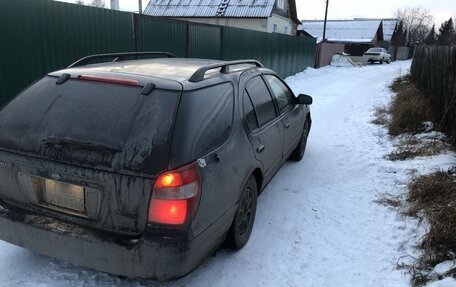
[437,18,456,45]
[424,24,437,45]
[393,20,408,46]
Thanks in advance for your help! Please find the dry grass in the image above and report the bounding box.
[386,134,450,161]
[373,193,402,208]
[377,74,456,286]
[373,74,452,161]
[405,167,456,286]
[387,75,436,137]
[371,106,389,126]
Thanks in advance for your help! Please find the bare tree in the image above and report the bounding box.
[89,0,105,8]
[394,7,434,46]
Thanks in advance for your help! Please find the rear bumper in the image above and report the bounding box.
[363,55,382,61]
[0,201,233,281]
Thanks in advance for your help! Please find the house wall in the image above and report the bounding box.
[178,18,269,33]
[178,14,293,35]
[267,14,293,35]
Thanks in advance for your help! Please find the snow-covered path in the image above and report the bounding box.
[0,61,429,287]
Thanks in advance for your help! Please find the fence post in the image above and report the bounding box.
[185,23,190,58]
[132,13,139,52]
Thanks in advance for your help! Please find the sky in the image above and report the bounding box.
[57,0,455,28]
[296,0,455,28]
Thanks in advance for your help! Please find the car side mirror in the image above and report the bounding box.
[297,94,313,105]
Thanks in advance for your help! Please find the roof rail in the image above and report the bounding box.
[68,52,176,68]
[188,60,264,83]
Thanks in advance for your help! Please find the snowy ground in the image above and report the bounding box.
[1,61,455,287]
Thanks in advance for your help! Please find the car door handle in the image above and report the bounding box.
[284,123,290,129]
[256,144,265,153]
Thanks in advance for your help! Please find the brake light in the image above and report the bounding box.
[77,75,140,86]
[148,162,201,225]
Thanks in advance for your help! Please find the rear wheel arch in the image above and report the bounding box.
[306,113,312,128]
[252,168,263,193]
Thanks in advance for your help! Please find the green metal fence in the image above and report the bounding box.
[0,0,316,107]
[0,0,135,106]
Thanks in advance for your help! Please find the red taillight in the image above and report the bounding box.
[148,162,201,225]
[148,200,187,225]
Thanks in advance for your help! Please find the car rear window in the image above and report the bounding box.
[368,48,382,53]
[0,76,180,174]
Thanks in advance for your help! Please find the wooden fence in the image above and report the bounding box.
[411,46,456,144]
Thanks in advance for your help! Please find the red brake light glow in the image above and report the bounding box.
[77,75,140,86]
[148,199,187,225]
[148,162,201,225]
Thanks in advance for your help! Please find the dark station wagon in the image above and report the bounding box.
[0,52,312,280]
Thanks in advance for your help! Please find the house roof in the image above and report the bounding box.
[354,18,398,41]
[298,20,383,44]
[381,19,397,41]
[144,0,276,18]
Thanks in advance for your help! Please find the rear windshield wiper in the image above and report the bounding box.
[43,137,122,153]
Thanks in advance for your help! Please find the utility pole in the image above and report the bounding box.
[110,0,119,10]
[138,0,143,14]
[322,0,329,42]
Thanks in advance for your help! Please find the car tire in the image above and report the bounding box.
[226,176,258,250]
[289,120,310,161]
[380,59,384,64]
[387,59,391,64]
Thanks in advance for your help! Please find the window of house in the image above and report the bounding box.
[285,26,288,34]
[273,24,278,33]
[277,0,284,9]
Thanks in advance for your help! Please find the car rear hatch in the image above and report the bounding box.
[0,75,182,235]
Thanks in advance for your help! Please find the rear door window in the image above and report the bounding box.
[245,76,277,126]
[171,82,234,166]
[243,90,260,130]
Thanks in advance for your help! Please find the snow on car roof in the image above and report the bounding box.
[298,20,382,44]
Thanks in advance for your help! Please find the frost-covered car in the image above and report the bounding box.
[363,48,391,64]
[0,52,312,280]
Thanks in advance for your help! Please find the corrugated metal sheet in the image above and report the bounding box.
[0,0,134,107]
[137,16,187,57]
[353,18,398,42]
[0,1,316,106]
[299,20,382,44]
[382,19,397,41]
[144,0,274,18]
[188,25,221,59]
[222,26,315,77]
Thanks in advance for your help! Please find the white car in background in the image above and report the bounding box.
[363,48,391,64]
